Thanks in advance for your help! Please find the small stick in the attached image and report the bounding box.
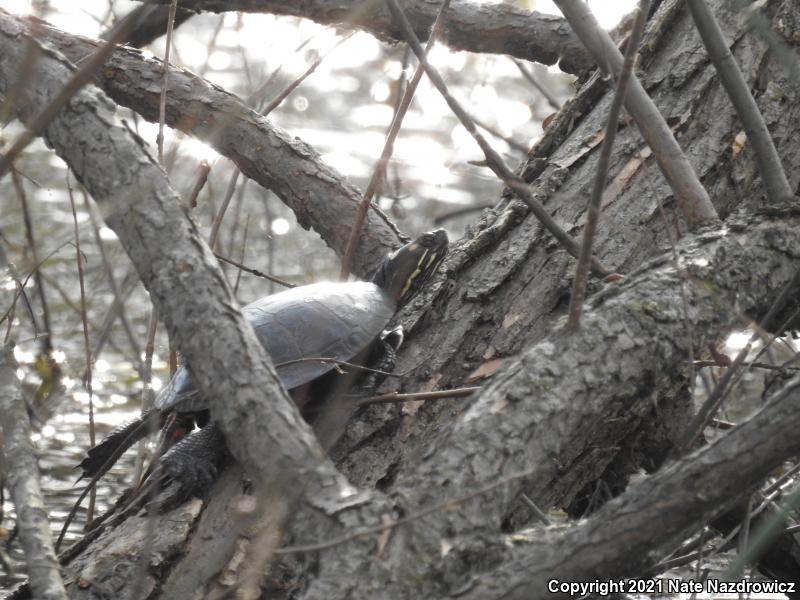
[512,59,561,110]
[276,466,538,555]
[274,356,401,379]
[83,190,142,364]
[67,174,97,527]
[233,214,251,296]
[156,0,179,164]
[213,252,294,289]
[261,32,354,116]
[11,167,53,355]
[0,244,70,332]
[565,0,649,332]
[695,359,800,372]
[339,0,452,280]
[355,386,480,406]
[678,267,800,452]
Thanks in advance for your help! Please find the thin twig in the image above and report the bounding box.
[66,174,97,527]
[208,166,240,252]
[233,215,251,296]
[694,359,800,372]
[156,0,180,398]
[355,386,480,406]
[383,0,611,277]
[210,30,353,256]
[261,32,354,116]
[273,356,401,379]
[213,252,294,289]
[83,189,142,364]
[472,115,530,155]
[565,0,649,332]
[11,167,52,354]
[156,0,179,163]
[339,0,451,280]
[512,59,561,110]
[520,493,552,525]
[725,485,800,580]
[131,307,160,490]
[181,159,211,210]
[687,0,793,203]
[90,268,141,367]
[0,243,71,331]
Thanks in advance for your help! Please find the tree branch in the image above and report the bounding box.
[136,0,594,75]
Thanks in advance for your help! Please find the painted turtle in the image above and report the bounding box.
[80,229,448,500]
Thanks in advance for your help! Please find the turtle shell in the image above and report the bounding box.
[155,281,396,413]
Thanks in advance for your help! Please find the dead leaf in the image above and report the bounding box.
[373,514,395,561]
[601,145,653,208]
[731,130,747,158]
[466,358,504,383]
[555,129,606,169]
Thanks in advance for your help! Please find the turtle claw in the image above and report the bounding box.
[141,423,226,511]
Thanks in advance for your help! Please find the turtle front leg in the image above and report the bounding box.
[358,325,403,393]
[313,326,403,451]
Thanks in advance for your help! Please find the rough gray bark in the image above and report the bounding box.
[460,375,800,599]
[138,0,594,75]
[16,15,402,280]
[0,345,67,600]
[4,0,800,597]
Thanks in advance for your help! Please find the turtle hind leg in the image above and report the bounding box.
[142,422,228,511]
[313,327,404,451]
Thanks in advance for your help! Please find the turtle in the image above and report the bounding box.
[79,229,448,502]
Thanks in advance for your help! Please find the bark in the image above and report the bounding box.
[460,375,800,600]
[5,0,800,597]
[137,0,594,75]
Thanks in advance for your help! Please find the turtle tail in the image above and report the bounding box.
[77,407,165,481]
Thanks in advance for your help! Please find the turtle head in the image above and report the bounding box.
[373,229,448,308]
